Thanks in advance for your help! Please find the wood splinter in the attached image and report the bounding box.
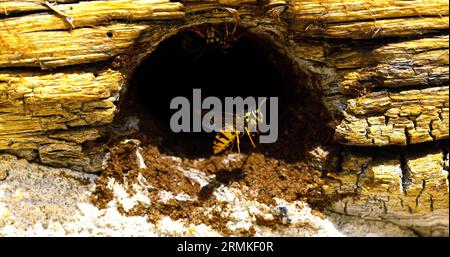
[43,0,75,29]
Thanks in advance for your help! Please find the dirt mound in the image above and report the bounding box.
[90,91,342,235]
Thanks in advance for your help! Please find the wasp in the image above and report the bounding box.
[184,7,241,49]
[183,22,244,62]
[213,100,266,155]
[186,22,241,49]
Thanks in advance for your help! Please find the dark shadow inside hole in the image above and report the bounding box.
[116,24,334,160]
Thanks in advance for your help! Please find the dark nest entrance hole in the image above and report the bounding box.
[93,24,340,212]
[113,23,334,162]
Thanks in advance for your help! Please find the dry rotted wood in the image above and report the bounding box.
[290,0,448,23]
[322,35,449,125]
[289,0,449,39]
[330,36,449,69]
[0,67,122,129]
[334,86,449,146]
[0,67,122,170]
[0,1,81,15]
[323,145,449,235]
[330,36,449,91]
[0,0,184,34]
[0,23,151,69]
[0,0,447,226]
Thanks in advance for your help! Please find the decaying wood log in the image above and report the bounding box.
[335,86,449,146]
[0,0,448,230]
[0,0,184,33]
[0,23,151,68]
[289,0,449,39]
[323,145,449,235]
[0,67,122,170]
[331,36,449,90]
[329,36,449,69]
[291,0,448,23]
[0,1,79,15]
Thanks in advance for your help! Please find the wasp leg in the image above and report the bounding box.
[224,22,229,38]
[244,127,256,148]
[192,47,208,63]
[229,133,235,154]
[236,131,241,154]
[223,7,240,35]
[188,26,206,40]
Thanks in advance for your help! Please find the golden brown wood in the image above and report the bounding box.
[289,0,449,39]
[334,86,449,146]
[0,0,183,33]
[0,24,150,68]
[290,0,449,23]
[332,36,449,91]
[323,146,448,235]
[0,0,447,223]
[0,67,121,170]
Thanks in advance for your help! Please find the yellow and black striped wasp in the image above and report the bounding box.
[213,99,267,155]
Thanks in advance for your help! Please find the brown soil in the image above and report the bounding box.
[90,26,343,235]
[90,84,342,235]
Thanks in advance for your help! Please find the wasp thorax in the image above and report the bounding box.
[188,24,242,49]
[169,89,279,146]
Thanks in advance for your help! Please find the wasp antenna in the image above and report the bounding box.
[43,1,75,29]
[236,131,241,154]
[245,127,256,148]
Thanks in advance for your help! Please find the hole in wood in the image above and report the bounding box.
[111,23,334,161]
[91,24,340,217]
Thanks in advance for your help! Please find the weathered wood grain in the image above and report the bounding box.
[334,86,449,146]
[0,0,184,33]
[289,0,449,39]
[0,67,122,131]
[330,36,449,92]
[0,67,123,170]
[290,0,449,23]
[335,56,448,91]
[329,36,449,69]
[294,16,448,39]
[323,145,449,235]
[0,0,447,224]
[0,23,151,68]
[0,0,81,15]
